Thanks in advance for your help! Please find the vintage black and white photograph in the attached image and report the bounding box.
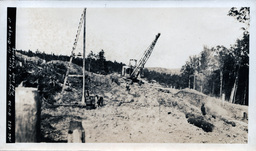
[2,1,256,149]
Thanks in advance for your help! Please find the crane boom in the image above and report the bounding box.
[130,33,161,79]
[59,8,86,103]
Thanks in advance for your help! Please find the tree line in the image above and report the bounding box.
[16,49,125,75]
[143,7,249,105]
[143,69,186,89]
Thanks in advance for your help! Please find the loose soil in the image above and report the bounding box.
[41,74,248,143]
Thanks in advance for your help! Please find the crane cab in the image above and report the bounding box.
[122,59,143,80]
[122,59,137,77]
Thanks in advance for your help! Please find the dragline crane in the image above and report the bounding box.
[122,33,161,81]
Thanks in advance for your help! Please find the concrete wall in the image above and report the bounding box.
[15,87,40,142]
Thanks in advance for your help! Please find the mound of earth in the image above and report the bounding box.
[41,73,248,143]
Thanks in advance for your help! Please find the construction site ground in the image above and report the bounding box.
[41,72,248,143]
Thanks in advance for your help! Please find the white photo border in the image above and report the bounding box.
[0,0,256,150]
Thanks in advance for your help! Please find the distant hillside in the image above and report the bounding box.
[143,67,186,89]
[16,49,125,75]
[145,67,181,75]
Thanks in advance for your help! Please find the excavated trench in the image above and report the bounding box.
[40,75,248,143]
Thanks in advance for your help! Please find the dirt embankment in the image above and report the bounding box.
[41,73,248,143]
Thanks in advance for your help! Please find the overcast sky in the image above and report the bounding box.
[16,8,245,69]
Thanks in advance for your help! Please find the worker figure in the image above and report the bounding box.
[97,96,101,107]
[95,95,99,108]
[98,97,104,107]
[126,82,130,92]
[201,103,206,116]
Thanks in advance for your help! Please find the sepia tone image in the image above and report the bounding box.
[12,7,249,143]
